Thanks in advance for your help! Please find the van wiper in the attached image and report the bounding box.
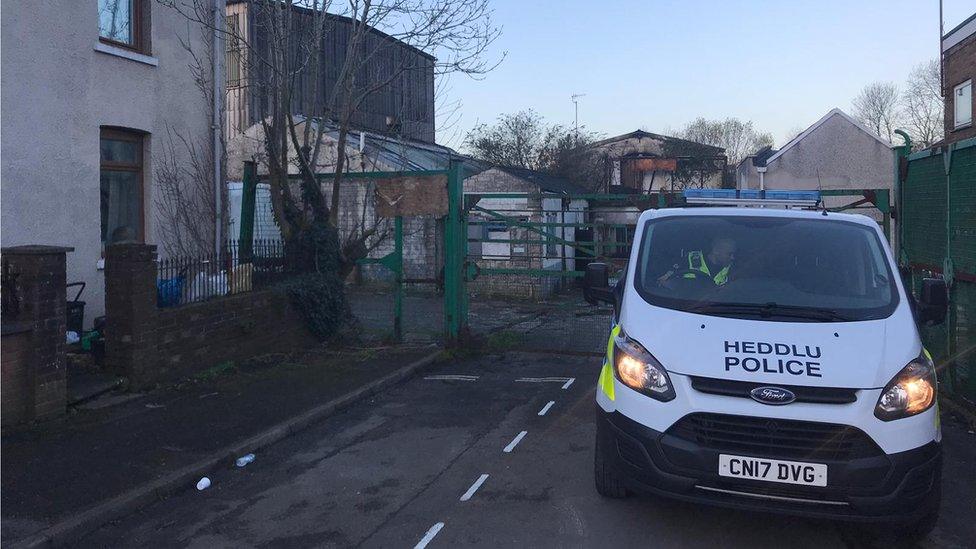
[689,302,852,322]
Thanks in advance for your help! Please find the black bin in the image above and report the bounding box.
[66,282,86,334]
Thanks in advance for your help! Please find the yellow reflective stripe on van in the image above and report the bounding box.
[599,363,615,400]
[606,324,621,362]
[922,348,939,430]
[600,325,622,400]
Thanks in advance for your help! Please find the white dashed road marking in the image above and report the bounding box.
[538,401,555,416]
[515,377,573,384]
[459,474,490,501]
[503,431,528,453]
[424,375,479,381]
[414,522,444,549]
[561,378,575,390]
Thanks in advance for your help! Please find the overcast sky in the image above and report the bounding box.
[437,0,975,149]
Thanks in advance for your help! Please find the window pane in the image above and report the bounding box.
[100,137,139,165]
[99,0,134,45]
[226,48,242,85]
[101,170,142,245]
[634,216,898,321]
[956,81,972,127]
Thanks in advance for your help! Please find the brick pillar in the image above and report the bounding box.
[105,244,158,388]
[1,245,73,424]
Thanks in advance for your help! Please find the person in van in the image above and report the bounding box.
[656,236,736,287]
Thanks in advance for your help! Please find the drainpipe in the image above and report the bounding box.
[213,0,225,254]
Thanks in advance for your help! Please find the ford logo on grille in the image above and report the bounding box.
[750,386,796,405]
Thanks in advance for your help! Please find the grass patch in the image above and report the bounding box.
[485,330,521,352]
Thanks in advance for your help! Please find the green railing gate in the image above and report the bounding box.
[461,192,678,354]
[241,161,468,345]
[896,136,976,406]
[459,189,893,356]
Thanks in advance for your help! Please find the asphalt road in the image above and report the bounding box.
[81,352,971,548]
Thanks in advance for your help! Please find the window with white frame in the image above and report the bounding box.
[545,212,558,258]
[482,221,511,259]
[955,80,972,129]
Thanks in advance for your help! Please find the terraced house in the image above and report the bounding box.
[1,0,219,323]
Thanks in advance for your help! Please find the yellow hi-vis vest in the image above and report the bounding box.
[684,250,730,285]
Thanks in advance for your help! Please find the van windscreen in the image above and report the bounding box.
[634,216,899,322]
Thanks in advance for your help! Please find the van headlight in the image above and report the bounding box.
[874,352,937,421]
[613,331,675,401]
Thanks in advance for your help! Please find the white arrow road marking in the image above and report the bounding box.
[538,401,555,416]
[503,431,528,453]
[459,474,489,502]
[414,522,444,549]
[424,375,479,381]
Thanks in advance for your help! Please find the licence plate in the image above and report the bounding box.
[719,454,827,487]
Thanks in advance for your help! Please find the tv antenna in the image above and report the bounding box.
[572,93,586,141]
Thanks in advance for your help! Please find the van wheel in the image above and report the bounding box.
[594,430,628,498]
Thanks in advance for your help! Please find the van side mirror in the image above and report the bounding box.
[917,278,948,325]
[583,262,614,306]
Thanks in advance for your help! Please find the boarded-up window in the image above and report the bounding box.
[226,14,243,87]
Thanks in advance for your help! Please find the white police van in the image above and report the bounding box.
[583,190,948,538]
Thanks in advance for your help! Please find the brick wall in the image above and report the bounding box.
[105,244,316,389]
[1,245,72,426]
[944,32,976,144]
[1,329,32,425]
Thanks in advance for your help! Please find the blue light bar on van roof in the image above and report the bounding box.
[683,189,820,208]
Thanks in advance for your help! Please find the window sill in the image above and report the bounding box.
[951,122,972,132]
[94,42,158,66]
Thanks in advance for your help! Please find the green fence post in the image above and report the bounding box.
[239,161,257,261]
[877,189,891,243]
[892,130,911,258]
[443,161,466,344]
[394,216,403,343]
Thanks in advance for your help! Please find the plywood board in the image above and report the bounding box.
[374,175,449,217]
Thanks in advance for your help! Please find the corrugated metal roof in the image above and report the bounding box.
[493,166,587,194]
[300,117,490,178]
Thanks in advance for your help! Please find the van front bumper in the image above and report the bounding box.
[597,408,941,522]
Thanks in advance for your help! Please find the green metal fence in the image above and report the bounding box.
[460,189,894,355]
[463,192,657,354]
[897,137,976,405]
[242,162,467,345]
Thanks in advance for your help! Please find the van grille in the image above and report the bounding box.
[666,413,883,461]
[689,377,857,404]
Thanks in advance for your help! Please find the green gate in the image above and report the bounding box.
[458,188,893,355]
[241,161,468,345]
[461,191,671,354]
[896,136,976,406]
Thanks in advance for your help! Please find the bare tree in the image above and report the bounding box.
[535,124,607,192]
[155,127,221,256]
[782,125,806,146]
[901,60,944,149]
[432,74,466,148]
[463,110,547,169]
[852,82,900,142]
[161,0,500,277]
[154,3,226,257]
[676,117,773,166]
[463,110,607,190]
